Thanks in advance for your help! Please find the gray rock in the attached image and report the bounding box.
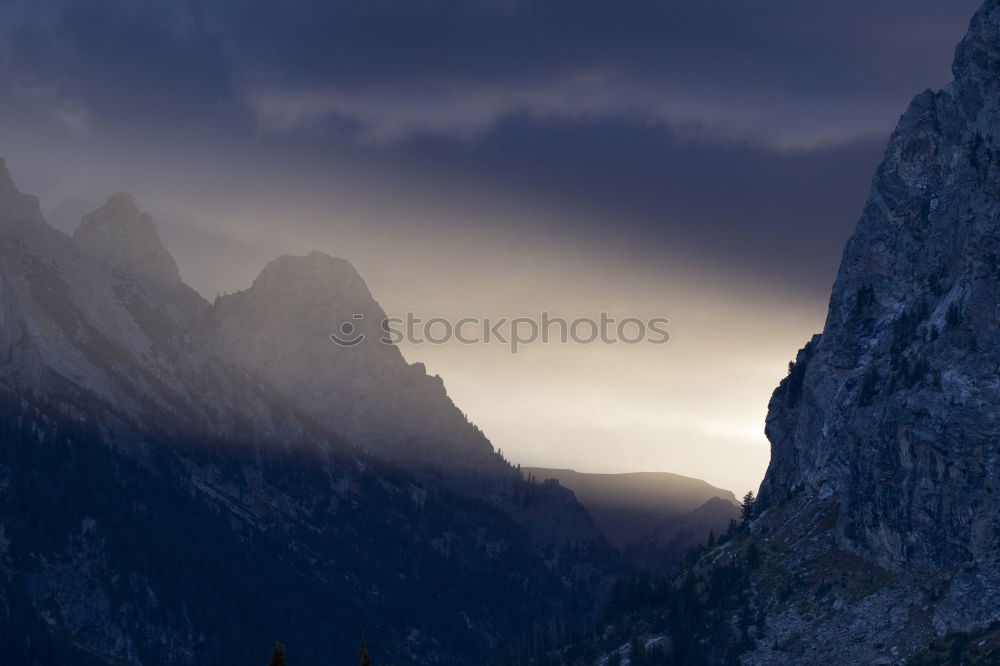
[748,0,1000,661]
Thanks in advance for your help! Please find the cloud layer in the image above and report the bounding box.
[0,1,981,143]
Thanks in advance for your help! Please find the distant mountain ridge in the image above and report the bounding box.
[523,468,739,571]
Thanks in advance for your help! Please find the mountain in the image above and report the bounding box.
[748,1,1000,658]
[523,468,739,571]
[204,251,502,474]
[73,192,207,322]
[0,165,301,446]
[587,2,1000,664]
[201,253,600,548]
[0,161,616,665]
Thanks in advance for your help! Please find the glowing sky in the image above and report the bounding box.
[0,0,982,494]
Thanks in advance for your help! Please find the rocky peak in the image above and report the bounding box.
[206,251,502,474]
[247,251,370,304]
[760,0,1000,577]
[0,158,45,227]
[73,193,182,287]
[953,1,1000,111]
[220,251,386,351]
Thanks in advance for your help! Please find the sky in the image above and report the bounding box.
[0,0,984,495]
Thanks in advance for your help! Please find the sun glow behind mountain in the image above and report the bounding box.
[10,149,820,495]
[0,0,981,496]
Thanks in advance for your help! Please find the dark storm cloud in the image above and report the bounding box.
[218,0,979,145]
[399,113,887,297]
[0,0,984,298]
[0,1,233,130]
[0,0,981,140]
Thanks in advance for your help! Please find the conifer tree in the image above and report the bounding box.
[359,638,372,666]
[740,491,755,524]
[267,642,288,666]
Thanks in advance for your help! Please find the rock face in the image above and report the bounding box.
[750,0,1000,658]
[763,0,1000,572]
[587,5,1000,661]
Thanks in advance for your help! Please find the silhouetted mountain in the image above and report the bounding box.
[0,161,617,664]
[523,468,738,571]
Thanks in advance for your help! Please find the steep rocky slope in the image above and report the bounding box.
[759,0,1000,615]
[759,0,1000,575]
[740,0,1000,662]
[582,3,1000,664]
[744,1,1000,661]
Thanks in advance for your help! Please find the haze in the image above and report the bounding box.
[0,0,980,495]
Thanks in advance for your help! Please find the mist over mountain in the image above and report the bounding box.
[205,250,501,474]
[0,161,619,664]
